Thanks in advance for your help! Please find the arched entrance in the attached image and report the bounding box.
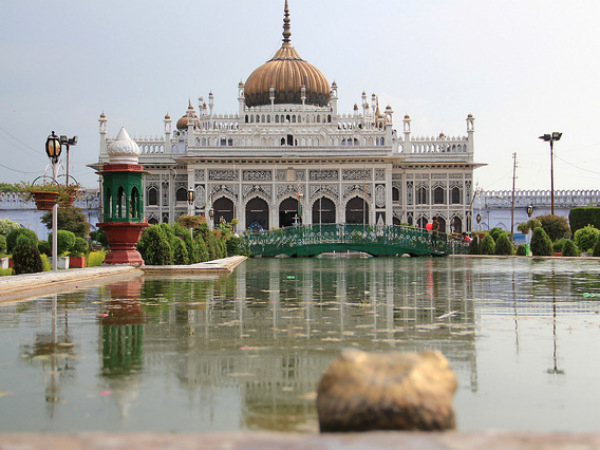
[214,197,234,225]
[345,197,369,224]
[246,197,269,231]
[312,197,336,224]
[279,197,300,227]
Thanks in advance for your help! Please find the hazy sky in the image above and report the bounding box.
[1,0,599,192]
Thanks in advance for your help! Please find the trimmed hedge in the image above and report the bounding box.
[569,207,600,235]
[531,227,553,256]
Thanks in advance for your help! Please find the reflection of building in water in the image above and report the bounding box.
[99,279,145,420]
[136,258,479,430]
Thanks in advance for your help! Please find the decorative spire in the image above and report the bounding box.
[282,0,291,44]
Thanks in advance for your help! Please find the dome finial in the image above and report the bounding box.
[282,0,291,44]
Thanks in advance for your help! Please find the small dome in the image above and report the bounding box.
[243,1,330,108]
[165,113,171,120]
[108,127,140,164]
[176,101,198,130]
[100,112,106,118]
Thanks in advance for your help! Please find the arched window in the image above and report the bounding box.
[433,186,445,204]
[392,187,400,202]
[416,186,428,205]
[176,187,187,202]
[451,187,461,204]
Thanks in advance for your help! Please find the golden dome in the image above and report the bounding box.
[176,101,198,131]
[243,1,330,108]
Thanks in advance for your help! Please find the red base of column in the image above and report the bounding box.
[98,222,149,266]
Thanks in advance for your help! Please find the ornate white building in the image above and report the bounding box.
[96,2,481,234]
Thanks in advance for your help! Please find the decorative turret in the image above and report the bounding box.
[97,126,149,265]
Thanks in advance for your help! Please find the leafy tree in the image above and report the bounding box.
[13,235,43,275]
[6,228,37,254]
[537,214,571,241]
[563,240,580,257]
[137,225,172,265]
[176,214,205,229]
[0,218,21,236]
[574,225,600,254]
[41,206,90,237]
[480,234,496,255]
[195,234,209,262]
[495,233,514,255]
[0,235,6,255]
[531,227,553,256]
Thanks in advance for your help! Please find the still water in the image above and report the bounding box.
[1,257,599,433]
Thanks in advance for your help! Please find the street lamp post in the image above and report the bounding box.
[539,132,562,215]
[59,135,78,185]
[187,188,195,238]
[45,132,62,271]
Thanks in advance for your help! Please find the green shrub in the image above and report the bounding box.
[573,225,599,254]
[40,254,52,271]
[71,237,89,256]
[593,238,600,257]
[226,236,249,256]
[195,234,209,262]
[537,214,571,241]
[467,236,480,255]
[48,230,76,256]
[6,228,37,253]
[489,227,504,243]
[0,268,13,276]
[87,250,106,267]
[172,237,189,265]
[516,244,527,256]
[495,233,514,255]
[563,240,580,257]
[569,207,600,235]
[531,227,553,256]
[137,225,172,265]
[38,240,51,256]
[171,223,196,263]
[553,239,569,254]
[480,234,496,255]
[13,235,43,275]
[0,235,6,255]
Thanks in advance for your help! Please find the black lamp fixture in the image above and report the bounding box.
[476,213,482,224]
[45,131,62,165]
[526,204,534,218]
[539,132,562,215]
[187,188,195,206]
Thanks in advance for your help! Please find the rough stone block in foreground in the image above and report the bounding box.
[317,349,457,432]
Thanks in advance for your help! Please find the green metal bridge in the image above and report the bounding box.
[245,224,469,257]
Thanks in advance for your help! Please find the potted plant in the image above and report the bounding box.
[21,183,60,210]
[69,237,89,268]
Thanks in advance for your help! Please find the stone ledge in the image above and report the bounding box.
[0,431,598,450]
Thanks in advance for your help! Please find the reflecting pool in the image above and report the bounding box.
[1,257,599,433]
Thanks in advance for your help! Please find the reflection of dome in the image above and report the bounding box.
[108,127,140,164]
[176,101,199,131]
[243,1,330,108]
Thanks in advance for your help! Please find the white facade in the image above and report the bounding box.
[96,4,481,235]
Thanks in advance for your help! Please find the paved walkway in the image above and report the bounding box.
[0,430,598,450]
[0,256,247,302]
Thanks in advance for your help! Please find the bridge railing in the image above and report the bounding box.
[244,224,469,256]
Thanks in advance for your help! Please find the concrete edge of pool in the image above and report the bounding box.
[0,431,599,450]
[0,256,247,302]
